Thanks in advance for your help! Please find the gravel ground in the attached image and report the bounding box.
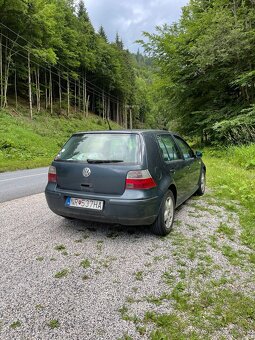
[0,193,254,339]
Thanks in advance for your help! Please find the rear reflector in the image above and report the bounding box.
[126,170,157,190]
[48,165,57,183]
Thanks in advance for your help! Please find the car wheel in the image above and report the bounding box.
[151,190,175,236]
[61,215,74,220]
[196,169,206,196]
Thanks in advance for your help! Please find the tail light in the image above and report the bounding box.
[126,170,157,190]
[48,165,57,183]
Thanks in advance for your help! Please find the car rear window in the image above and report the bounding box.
[55,133,141,163]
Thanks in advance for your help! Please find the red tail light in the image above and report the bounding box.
[48,165,57,183]
[125,170,157,190]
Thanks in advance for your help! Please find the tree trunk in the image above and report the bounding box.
[116,101,119,125]
[83,76,85,117]
[129,107,133,130]
[35,68,40,112]
[58,70,62,112]
[92,90,95,113]
[3,38,9,108]
[28,51,33,119]
[107,97,110,120]
[102,91,105,120]
[86,95,90,117]
[78,78,81,112]
[45,71,48,110]
[0,33,3,108]
[67,73,70,116]
[14,68,18,109]
[49,68,53,114]
[74,80,76,113]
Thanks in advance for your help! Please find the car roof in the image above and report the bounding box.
[73,129,179,136]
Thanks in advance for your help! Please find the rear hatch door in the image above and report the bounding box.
[54,132,143,195]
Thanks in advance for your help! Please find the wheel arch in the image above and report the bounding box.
[168,183,177,206]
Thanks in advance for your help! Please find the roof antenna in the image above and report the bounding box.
[106,118,112,130]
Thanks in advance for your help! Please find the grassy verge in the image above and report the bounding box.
[118,143,255,339]
[203,144,255,250]
[0,108,121,172]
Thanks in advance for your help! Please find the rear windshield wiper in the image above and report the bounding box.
[87,159,124,164]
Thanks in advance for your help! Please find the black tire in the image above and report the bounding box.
[61,215,75,220]
[196,168,206,196]
[151,190,175,236]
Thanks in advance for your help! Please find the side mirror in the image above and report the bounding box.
[195,151,203,158]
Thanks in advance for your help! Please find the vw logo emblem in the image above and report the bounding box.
[83,167,91,177]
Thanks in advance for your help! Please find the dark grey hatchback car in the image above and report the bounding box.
[45,130,206,236]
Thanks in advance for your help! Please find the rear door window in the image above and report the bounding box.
[174,136,194,160]
[157,135,181,162]
[56,133,141,163]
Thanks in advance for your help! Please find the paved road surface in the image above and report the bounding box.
[0,167,48,203]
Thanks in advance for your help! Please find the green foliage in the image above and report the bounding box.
[0,0,136,111]
[203,144,255,249]
[140,0,255,143]
[80,259,91,269]
[0,108,121,172]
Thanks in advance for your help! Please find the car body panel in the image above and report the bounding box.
[45,130,205,226]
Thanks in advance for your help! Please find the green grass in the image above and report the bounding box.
[10,320,21,329]
[54,244,66,251]
[134,271,143,281]
[80,259,91,269]
[217,222,235,239]
[54,269,69,278]
[48,319,60,329]
[0,107,121,172]
[203,144,255,250]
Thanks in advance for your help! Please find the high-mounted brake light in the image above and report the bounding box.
[48,165,57,183]
[125,170,157,190]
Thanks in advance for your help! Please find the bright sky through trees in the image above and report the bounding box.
[84,0,188,51]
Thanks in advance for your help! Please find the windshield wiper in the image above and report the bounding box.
[87,159,124,164]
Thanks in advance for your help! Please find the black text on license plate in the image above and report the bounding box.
[66,197,104,211]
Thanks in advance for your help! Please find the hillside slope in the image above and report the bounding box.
[0,109,121,172]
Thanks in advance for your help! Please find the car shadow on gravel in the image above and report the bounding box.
[57,199,190,241]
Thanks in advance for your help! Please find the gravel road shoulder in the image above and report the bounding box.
[0,193,254,339]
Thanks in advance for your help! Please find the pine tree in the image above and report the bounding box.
[98,26,108,42]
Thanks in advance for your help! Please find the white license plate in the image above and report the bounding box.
[66,197,104,211]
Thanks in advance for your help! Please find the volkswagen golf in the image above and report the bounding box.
[45,130,206,236]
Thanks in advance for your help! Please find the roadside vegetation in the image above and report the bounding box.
[203,144,255,250]
[0,107,120,172]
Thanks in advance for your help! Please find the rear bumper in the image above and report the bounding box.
[45,187,160,226]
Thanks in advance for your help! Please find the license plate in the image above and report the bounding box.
[66,197,104,211]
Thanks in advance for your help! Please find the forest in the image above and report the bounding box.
[141,0,255,144]
[0,0,142,127]
[1,0,255,145]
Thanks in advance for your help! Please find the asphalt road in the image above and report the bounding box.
[0,167,48,203]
